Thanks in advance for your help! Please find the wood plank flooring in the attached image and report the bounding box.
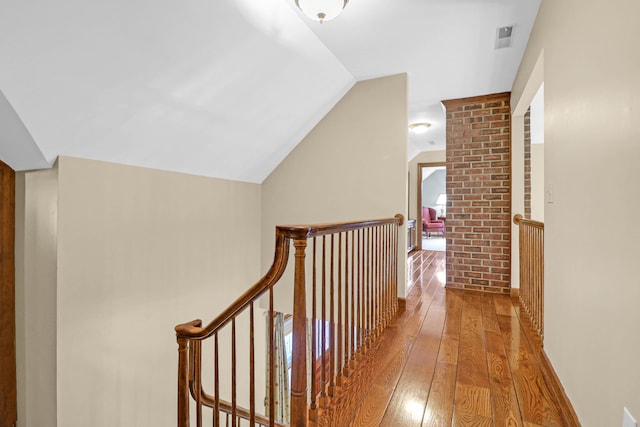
[350,250,565,427]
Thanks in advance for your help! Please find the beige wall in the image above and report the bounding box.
[15,167,58,427]
[408,150,446,225]
[18,157,264,427]
[512,1,640,425]
[530,143,544,222]
[261,74,408,307]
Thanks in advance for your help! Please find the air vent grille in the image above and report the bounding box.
[495,25,513,49]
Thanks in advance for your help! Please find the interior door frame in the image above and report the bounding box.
[417,161,446,251]
[0,160,16,427]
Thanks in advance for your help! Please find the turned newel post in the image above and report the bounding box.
[176,337,189,427]
[290,237,308,427]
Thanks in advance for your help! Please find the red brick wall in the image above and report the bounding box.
[442,93,511,294]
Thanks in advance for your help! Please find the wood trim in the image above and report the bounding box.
[512,295,581,426]
[441,91,512,108]
[0,161,16,427]
[539,349,581,426]
[417,162,446,251]
[510,288,520,298]
[396,297,406,313]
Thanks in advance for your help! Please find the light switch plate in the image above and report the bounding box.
[624,407,637,427]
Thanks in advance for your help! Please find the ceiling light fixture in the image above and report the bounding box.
[409,122,431,134]
[295,0,349,23]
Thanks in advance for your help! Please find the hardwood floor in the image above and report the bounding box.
[350,250,566,427]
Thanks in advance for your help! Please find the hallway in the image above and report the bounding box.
[350,250,566,426]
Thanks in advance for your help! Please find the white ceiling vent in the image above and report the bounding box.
[495,26,513,49]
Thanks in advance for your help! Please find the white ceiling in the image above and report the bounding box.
[0,0,540,183]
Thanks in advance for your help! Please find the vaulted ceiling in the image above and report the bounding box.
[0,0,540,183]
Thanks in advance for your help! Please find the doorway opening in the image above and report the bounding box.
[417,162,446,251]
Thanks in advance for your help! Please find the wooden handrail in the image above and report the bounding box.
[175,231,290,340]
[175,215,404,340]
[277,214,404,239]
[513,213,544,229]
[513,214,544,343]
[176,214,404,427]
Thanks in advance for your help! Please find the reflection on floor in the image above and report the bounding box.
[422,236,445,252]
[351,250,567,427]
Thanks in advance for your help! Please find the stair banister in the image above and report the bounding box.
[175,214,404,427]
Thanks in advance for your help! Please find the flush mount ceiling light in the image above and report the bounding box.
[409,122,431,134]
[295,0,349,23]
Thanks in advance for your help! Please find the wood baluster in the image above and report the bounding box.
[541,227,544,339]
[526,227,537,329]
[369,227,377,336]
[537,226,542,337]
[329,234,336,396]
[268,288,274,427]
[357,229,363,355]
[232,319,237,427]
[337,233,343,386]
[320,236,327,407]
[383,225,388,323]
[342,231,349,377]
[365,228,374,348]
[528,229,531,323]
[531,227,535,329]
[532,228,536,330]
[249,303,255,427]
[389,224,394,314]
[386,225,390,317]
[528,227,532,319]
[393,221,398,313]
[350,230,356,369]
[376,226,380,333]
[291,237,308,427]
[214,333,220,427]
[369,227,375,338]
[194,340,202,427]
[377,226,382,330]
[520,226,529,318]
[519,226,529,310]
[374,227,378,335]
[361,228,366,349]
[391,223,396,315]
[371,226,376,335]
[363,228,368,350]
[531,228,540,335]
[309,238,317,416]
[385,224,391,322]
[533,227,536,330]
[370,227,375,338]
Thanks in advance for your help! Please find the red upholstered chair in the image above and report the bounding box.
[422,207,445,237]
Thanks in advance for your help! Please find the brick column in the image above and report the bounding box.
[442,92,511,294]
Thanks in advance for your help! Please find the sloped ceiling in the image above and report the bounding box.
[300,0,541,159]
[0,0,540,182]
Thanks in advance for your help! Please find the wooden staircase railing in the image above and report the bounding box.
[513,214,544,343]
[175,214,404,427]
